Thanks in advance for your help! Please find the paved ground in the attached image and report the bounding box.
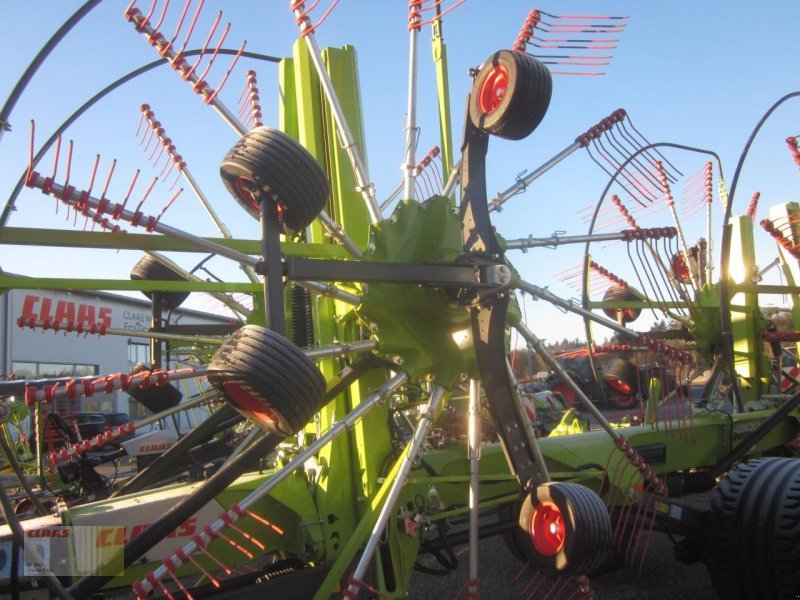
[407,397,720,599]
[408,527,716,599]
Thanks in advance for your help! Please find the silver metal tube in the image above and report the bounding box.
[664,186,699,292]
[135,389,219,429]
[28,174,259,267]
[346,384,445,595]
[304,340,377,360]
[137,372,409,595]
[19,317,224,346]
[505,231,627,250]
[506,360,550,481]
[379,182,404,212]
[488,142,580,213]
[442,162,460,199]
[467,379,481,589]
[145,250,251,317]
[517,280,637,340]
[298,280,361,305]
[129,15,246,137]
[179,167,260,284]
[515,321,620,442]
[220,426,261,467]
[317,210,364,259]
[26,366,208,405]
[294,20,382,224]
[402,22,420,201]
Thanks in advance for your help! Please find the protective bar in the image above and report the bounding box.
[488,142,579,212]
[402,11,421,201]
[345,384,445,597]
[467,379,481,592]
[291,6,382,224]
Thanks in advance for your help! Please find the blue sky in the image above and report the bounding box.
[1,1,799,346]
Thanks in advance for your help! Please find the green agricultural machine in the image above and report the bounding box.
[0,3,799,600]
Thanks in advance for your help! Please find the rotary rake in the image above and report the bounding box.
[0,2,799,600]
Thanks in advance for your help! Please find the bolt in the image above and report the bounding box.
[392,355,404,365]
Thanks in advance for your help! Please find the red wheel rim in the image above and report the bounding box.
[222,382,279,430]
[670,252,691,284]
[478,65,508,114]
[235,177,261,213]
[605,377,633,395]
[235,177,286,222]
[529,500,565,556]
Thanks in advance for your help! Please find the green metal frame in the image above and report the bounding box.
[2,22,800,600]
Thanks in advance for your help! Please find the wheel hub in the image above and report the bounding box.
[478,65,508,114]
[529,500,565,556]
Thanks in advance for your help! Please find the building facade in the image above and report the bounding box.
[1,287,234,417]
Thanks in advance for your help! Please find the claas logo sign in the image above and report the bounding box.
[20,294,113,328]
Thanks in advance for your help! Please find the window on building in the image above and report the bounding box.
[11,362,36,379]
[128,342,150,368]
[38,363,76,378]
[11,362,99,380]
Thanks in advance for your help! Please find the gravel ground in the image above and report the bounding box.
[408,528,716,599]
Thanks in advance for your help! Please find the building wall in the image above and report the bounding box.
[1,288,234,415]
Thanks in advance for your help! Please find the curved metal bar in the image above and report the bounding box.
[580,142,723,407]
[0,49,281,227]
[0,0,102,144]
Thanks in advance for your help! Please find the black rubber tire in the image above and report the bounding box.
[468,50,552,141]
[516,482,612,575]
[498,500,527,562]
[601,285,641,324]
[207,325,326,436]
[220,127,330,235]
[705,457,800,600]
[602,358,640,398]
[130,255,190,311]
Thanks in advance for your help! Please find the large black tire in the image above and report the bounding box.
[601,285,641,324]
[516,482,612,575]
[130,254,190,311]
[602,358,640,398]
[220,127,330,235]
[468,49,552,141]
[705,457,800,600]
[207,325,326,436]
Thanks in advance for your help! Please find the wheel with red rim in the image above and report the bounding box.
[219,126,330,235]
[468,49,552,141]
[516,482,612,575]
[601,285,641,325]
[603,358,640,398]
[207,324,326,436]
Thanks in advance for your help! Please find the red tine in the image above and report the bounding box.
[183,10,221,81]
[119,169,141,213]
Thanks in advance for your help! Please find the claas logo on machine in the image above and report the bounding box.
[95,518,197,548]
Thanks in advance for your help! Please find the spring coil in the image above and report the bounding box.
[290,284,314,349]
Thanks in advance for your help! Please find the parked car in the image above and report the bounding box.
[75,412,135,444]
